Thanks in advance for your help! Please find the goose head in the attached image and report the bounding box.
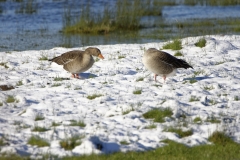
[85,47,104,59]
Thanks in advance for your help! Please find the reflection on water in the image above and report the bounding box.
[0,0,240,51]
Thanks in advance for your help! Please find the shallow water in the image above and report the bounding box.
[0,0,240,51]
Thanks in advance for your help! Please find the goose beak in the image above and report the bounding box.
[98,54,104,59]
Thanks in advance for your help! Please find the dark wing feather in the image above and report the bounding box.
[157,50,193,69]
[49,50,83,65]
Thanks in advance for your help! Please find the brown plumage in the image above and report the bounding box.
[49,47,104,78]
[142,48,193,82]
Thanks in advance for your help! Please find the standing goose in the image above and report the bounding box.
[142,48,193,82]
[49,47,104,78]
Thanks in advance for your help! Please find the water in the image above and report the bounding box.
[0,0,240,51]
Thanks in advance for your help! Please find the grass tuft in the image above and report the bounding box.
[0,62,9,68]
[174,51,183,56]
[52,121,61,127]
[145,123,157,129]
[193,117,202,123]
[62,132,240,159]
[234,96,239,101]
[39,55,48,61]
[60,136,83,150]
[189,96,200,102]
[136,77,144,82]
[0,138,5,146]
[195,38,206,48]
[162,39,182,50]
[133,89,142,95]
[206,116,221,123]
[51,83,62,87]
[87,94,103,100]
[122,108,134,115]
[32,126,49,132]
[208,131,234,145]
[27,136,50,147]
[69,120,86,127]
[120,140,130,145]
[16,80,23,86]
[34,114,45,121]
[143,108,173,123]
[6,95,18,103]
[165,127,193,138]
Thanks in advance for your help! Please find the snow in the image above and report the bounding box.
[0,35,240,157]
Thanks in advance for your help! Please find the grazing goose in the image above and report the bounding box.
[49,47,104,78]
[142,48,193,82]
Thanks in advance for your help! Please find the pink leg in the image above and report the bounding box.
[71,74,80,79]
[154,74,158,82]
[163,75,166,83]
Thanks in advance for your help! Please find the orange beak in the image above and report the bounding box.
[98,54,104,59]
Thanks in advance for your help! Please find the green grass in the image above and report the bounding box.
[63,0,164,34]
[60,136,82,150]
[215,61,225,65]
[162,39,182,50]
[69,120,86,127]
[234,96,239,101]
[53,77,64,81]
[136,77,144,82]
[118,55,126,59]
[63,0,142,34]
[6,95,18,103]
[52,121,61,127]
[51,83,62,87]
[0,102,3,106]
[193,117,202,123]
[27,136,50,147]
[87,94,103,100]
[189,77,197,84]
[39,55,48,61]
[32,126,49,132]
[0,138,4,146]
[164,127,193,138]
[195,38,206,48]
[189,96,200,102]
[16,80,23,86]
[1,131,240,159]
[133,89,142,95]
[122,108,134,115]
[34,114,45,121]
[174,51,183,56]
[119,140,130,145]
[203,85,214,90]
[61,131,240,160]
[206,116,221,123]
[145,123,157,129]
[143,108,173,123]
[0,62,9,68]
[208,131,233,145]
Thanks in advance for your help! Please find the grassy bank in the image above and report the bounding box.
[1,131,239,160]
[62,0,161,34]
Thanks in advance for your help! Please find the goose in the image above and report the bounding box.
[142,48,193,82]
[49,47,104,78]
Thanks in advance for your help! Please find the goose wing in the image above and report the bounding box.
[155,50,193,69]
[49,50,83,65]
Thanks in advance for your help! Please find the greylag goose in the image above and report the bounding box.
[49,47,104,78]
[142,48,193,82]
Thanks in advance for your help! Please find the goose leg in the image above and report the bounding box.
[154,74,158,82]
[163,75,166,83]
[74,74,80,79]
[71,74,80,79]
